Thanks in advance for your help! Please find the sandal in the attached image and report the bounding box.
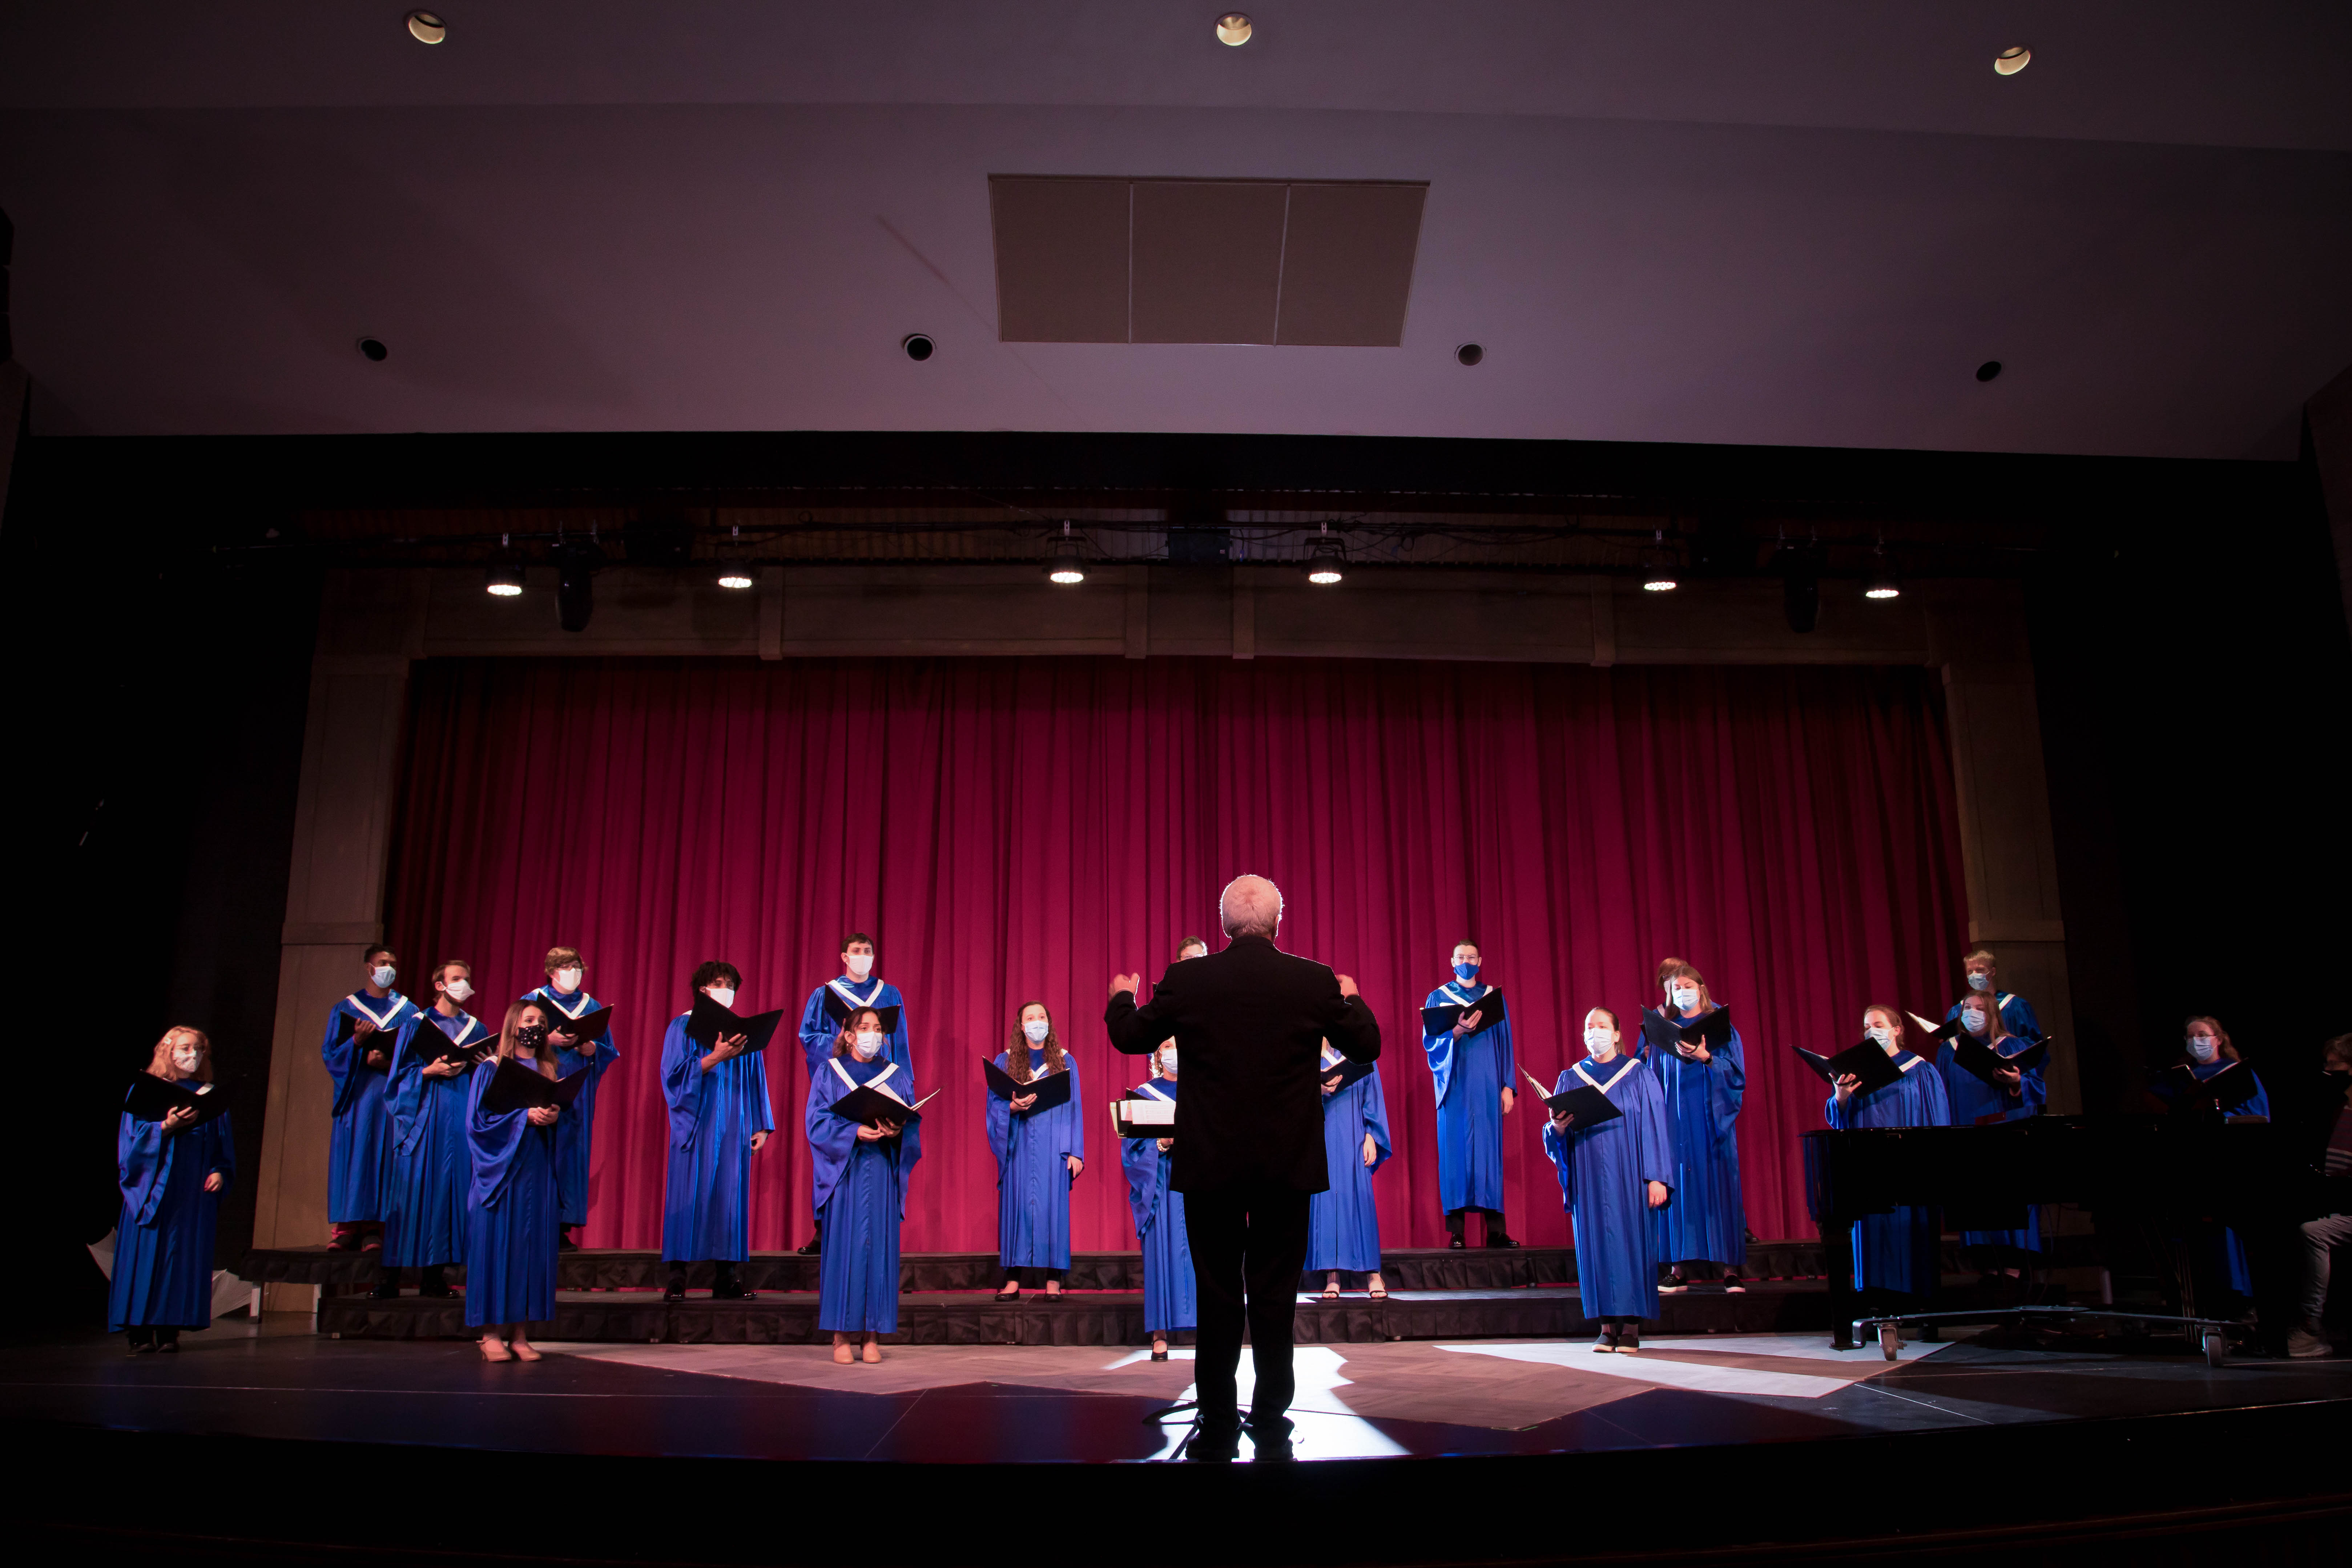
[1320,1287,1341,1301]
[1368,1288,1389,1301]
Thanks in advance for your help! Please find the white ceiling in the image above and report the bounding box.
[3,3,2348,456]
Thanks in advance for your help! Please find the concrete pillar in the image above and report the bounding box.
[249,572,424,1300]
[1925,582,2081,1112]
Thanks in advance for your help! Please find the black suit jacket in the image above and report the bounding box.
[1103,934,1381,1194]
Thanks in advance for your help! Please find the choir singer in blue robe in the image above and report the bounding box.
[1308,1039,1392,1299]
[1936,988,2045,1285]
[1948,948,2042,1044]
[1652,964,1748,1293]
[465,1000,565,1362]
[1827,1007,1952,1309]
[322,944,415,1252]
[528,945,619,1251]
[1542,1008,1674,1352]
[112,1028,234,1353]
[1422,940,1519,1249]
[661,961,774,1301]
[378,959,487,1299]
[807,1006,922,1364]
[1120,1042,1195,1358]
[989,1001,1085,1297]
[2151,1013,2270,1317]
[794,933,910,1255]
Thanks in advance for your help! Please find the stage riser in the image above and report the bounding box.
[250,1240,1842,1294]
[318,1287,1830,1344]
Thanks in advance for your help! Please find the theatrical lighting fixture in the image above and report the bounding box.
[1303,527,1345,585]
[485,533,525,597]
[1044,521,1086,585]
[1864,545,1903,600]
[715,524,754,590]
[1216,12,1253,46]
[1994,45,2030,76]
[1640,529,1679,593]
[552,535,605,633]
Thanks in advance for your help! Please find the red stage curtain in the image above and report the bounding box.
[384,656,1967,1253]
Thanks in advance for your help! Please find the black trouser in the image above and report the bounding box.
[1445,1207,1505,1237]
[1184,1186,1312,1428]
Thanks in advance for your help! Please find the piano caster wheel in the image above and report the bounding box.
[1880,1323,1900,1361]
[2203,1332,2227,1369]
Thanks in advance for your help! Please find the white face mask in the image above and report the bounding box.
[1866,1024,1895,1051]
[1021,1018,1050,1044]
[1967,972,1991,992]
[1159,1048,1177,1076]
[171,1047,204,1075]
[845,953,874,980]
[853,1030,885,1059]
[708,986,736,1009]
[1584,1027,1617,1055]
[371,964,396,989]
[444,978,474,1003]
[552,967,582,992]
[1671,986,1699,1012]
[2186,1036,2218,1064]
[1960,1008,1986,1033]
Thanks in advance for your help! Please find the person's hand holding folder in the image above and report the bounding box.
[526,1105,559,1127]
[162,1104,198,1136]
[702,1031,749,1071]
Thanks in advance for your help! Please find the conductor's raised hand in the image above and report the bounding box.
[1335,973,1360,1000]
[1451,1008,1482,1039]
[1109,972,1143,999]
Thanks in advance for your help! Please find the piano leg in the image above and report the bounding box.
[1824,1218,1857,1351]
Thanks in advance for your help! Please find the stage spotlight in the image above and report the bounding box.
[715,524,754,589]
[1864,547,1902,600]
[485,533,525,597]
[1304,530,1345,585]
[1217,12,1253,46]
[1640,529,1679,592]
[552,538,604,632]
[1045,522,1086,584]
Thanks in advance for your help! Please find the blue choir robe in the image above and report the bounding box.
[807,1055,923,1333]
[797,977,911,1078]
[323,991,416,1223]
[382,1007,488,1268]
[2151,1060,2271,1298]
[1120,1080,1196,1331]
[1306,1046,1391,1273]
[529,985,620,1228]
[109,1097,234,1330]
[1936,1031,2047,1254]
[1824,1051,1951,1297]
[1423,979,1515,1214]
[463,1059,564,1328]
[1542,1055,1674,1320]
[987,1048,1085,1270]
[660,1011,775,1263]
[1947,992,2042,1044]
[1650,1025,1748,1268]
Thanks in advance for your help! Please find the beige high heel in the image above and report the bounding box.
[833,1338,856,1364]
[861,1338,882,1364]
[511,1341,543,1363]
[479,1337,513,1363]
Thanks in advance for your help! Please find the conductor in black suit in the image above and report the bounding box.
[1104,874,1381,1455]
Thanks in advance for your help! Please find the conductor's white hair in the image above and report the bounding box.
[1218,874,1284,939]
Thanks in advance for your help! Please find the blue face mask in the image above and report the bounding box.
[1453,960,1480,982]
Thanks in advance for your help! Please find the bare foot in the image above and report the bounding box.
[862,1338,882,1364]
[479,1337,512,1363]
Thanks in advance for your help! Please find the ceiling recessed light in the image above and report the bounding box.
[1455,343,1484,367]
[1975,360,2002,383]
[1994,45,2029,76]
[1216,12,1253,46]
[903,333,935,362]
[357,336,388,362]
[407,11,447,45]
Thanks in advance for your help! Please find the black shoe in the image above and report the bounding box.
[419,1268,453,1298]
[664,1272,687,1303]
[328,1230,362,1251]
[711,1282,758,1301]
[1150,1348,1169,1362]
[1447,1235,1466,1250]
[371,1278,402,1300]
[1592,1324,1619,1353]
[1245,1416,1297,1461]
[996,1283,1022,1299]
[559,1231,580,1251]
[126,1329,154,1356]
[1616,1325,1641,1353]
[1486,1231,1520,1249]
[1184,1419,1243,1462]
[156,1333,180,1354]
[796,1230,822,1255]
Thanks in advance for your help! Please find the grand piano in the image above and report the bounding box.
[1801,1114,2313,1359]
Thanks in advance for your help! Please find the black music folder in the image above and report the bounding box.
[1421,989,1507,1037]
[1949,1035,2048,1089]
[541,1005,614,1046]
[984,1057,1073,1113]
[1521,1069,1623,1129]
[1320,1054,1377,1093]
[1906,1010,1964,1044]
[424,1027,493,1069]
[685,993,788,1054]
[828,1084,937,1127]
[123,1074,233,1127]
[334,1009,402,1057]
[1676,1006,1733,1052]
[2155,1062,2263,1116]
[1638,1007,1683,1057]
[1794,1041,1906,1096]
[480,1058,593,1118]
[816,989,903,1036]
